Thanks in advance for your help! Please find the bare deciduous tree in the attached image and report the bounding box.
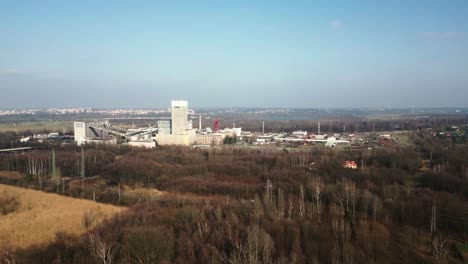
[309,177,323,217]
[331,208,351,264]
[287,195,295,219]
[337,179,357,222]
[226,224,274,264]
[123,227,173,264]
[298,184,305,218]
[277,188,285,218]
[261,230,274,264]
[372,195,380,223]
[431,234,448,264]
[253,194,264,222]
[88,233,115,264]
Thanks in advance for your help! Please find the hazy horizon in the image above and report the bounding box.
[1,1,467,108]
[1,105,467,112]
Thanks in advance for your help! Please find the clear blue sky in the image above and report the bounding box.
[1,0,467,108]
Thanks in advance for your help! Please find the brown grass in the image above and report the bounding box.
[0,184,125,250]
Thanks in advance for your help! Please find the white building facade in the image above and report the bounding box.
[171,100,188,135]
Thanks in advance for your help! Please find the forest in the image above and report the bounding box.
[1,128,468,263]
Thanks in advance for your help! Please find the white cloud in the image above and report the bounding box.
[419,31,466,39]
[330,19,343,30]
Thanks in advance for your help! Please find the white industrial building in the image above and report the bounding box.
[157,120,171,134]
[128,141,156,148]
[73,100,240,147]
[155,100,196,146]
[219,127,242,137]
[171,100,188,135]
[74,121,114,146]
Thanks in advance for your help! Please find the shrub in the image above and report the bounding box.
[0,191,20,215]
[123,227,174,264]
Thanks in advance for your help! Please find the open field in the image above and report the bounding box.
[393,133,412,146]
[0,184,125,250]
[0,121,73,133]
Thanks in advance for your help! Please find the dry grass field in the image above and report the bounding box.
[0,184,125,250]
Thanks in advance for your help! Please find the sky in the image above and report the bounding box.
[1,0,467,108]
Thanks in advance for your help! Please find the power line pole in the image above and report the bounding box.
[81,147,85,197]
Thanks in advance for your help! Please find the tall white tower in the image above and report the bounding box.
[171,100,188,135]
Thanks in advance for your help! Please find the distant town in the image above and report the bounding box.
[1,106,466,117]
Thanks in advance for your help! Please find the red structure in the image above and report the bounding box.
[213,119,220,132]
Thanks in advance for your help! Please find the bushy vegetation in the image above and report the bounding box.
[0,190,20,215]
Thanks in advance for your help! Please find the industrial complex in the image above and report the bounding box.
[3,100,417,158]
[74,100,241,148]
[73,100,397,149]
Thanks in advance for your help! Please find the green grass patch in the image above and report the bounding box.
[393,134,412,146]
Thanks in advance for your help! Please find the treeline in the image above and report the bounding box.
[0,144,134,200]
[0,148,116,178]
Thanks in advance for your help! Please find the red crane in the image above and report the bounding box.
[214,119,220,132]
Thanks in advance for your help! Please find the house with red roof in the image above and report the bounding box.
[344,161,358,170]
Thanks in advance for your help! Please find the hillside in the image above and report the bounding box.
[0,184,125,250]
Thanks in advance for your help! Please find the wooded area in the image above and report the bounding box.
[1,129,468,263]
